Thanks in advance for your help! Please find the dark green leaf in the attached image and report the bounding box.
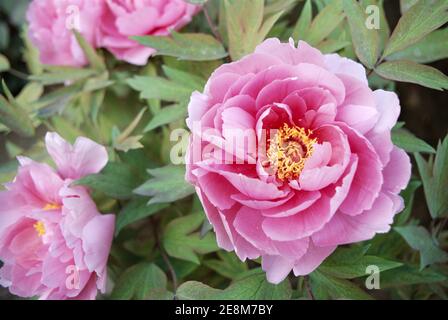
[75,162,142,200]
[115,197,169,236]
[111,263,167,300]
[134,165,195,205]
[380,264,447,287]
[395,226,448,269]
[163,213,218,264]
[177,269,292,300]
[310,270,373,300]
[415,135,448,218]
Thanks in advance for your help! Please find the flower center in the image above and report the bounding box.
[267,123,317,181]
[33,221,46,237]
[43,203,61,211]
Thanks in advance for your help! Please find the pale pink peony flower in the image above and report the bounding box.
[0,132,115,299]
[26,0,104,67]
[98,0,201,65]
[186,38,411,284]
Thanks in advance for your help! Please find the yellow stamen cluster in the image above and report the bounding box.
[267,123,317,181]
[33,221,46,237]
[43,203,61,211]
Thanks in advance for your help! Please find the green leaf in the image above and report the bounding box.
[395,179,422,225]
[0,83,35,137]
[162,66,205,91]
[375,60,448,90]
[0,53,10,72]
[310,270,373,300]
[73,30,106,70]
[177,269,292,300]
[163,213,218,264]
[144,104,186,132]
[395,226,448,269]
[134,165,195,205]
[415,135,448,218]
[75,162,142,200]
[380,264,447,287]
[111,263,168,300]
[292,0,312,41]
[133,32,228,61]
[400,0,419,13]
[224,0,283,60]
[128,76,192,102]
[318,245,403,279]
[383,0,448,58]
[343,0,380,69]
[29,68,97,85]
[316,39,351,54]
[304,0,345,46]
[204,251,248,279]
[115,197,169,236]
[387,29,448,63]
[392,128,436,153]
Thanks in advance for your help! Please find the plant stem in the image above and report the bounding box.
[203,5,222,43]
[304,276,315,300]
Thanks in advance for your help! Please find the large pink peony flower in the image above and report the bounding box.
[98,0,201,65]
[0,132,115,299]
[186,38,412,284]
[26,0,104,67]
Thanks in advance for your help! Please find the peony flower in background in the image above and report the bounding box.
[98,0,201,65]
[26,0,104,67]
[0,132,114,299]
[186,38,412,284]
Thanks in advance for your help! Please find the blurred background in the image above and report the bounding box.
[0,0,447,299]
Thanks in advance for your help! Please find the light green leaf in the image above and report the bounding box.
[177,269,292,300]
[316,39,351,54]
[0,53,10,72]
[163,213,218,264]
[111,263,168,300]
[75,162,143,200]
[128,76,193,102]
[162,66,205,91]
[415,135,448,218]
[73,30,106,71]
[310,270,373,300]
[400,0,419,13]
[29,68,97,85]
[185,0,208,4]
[395,226,448,269]
[304,0,345,46]
[134,165,195,205]
[387,29,448,63]
[292,0,312,41]
[115,198,168,236]
[343,0,380,69]
[383,0,448,57]
[375,60,448,90]
[0,83,35,137]
[133,32,228,61]
[224,0,283,60]
[144,104,186,132]
[392,127,436,153]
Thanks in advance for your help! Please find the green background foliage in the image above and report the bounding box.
[0,0,447,300]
